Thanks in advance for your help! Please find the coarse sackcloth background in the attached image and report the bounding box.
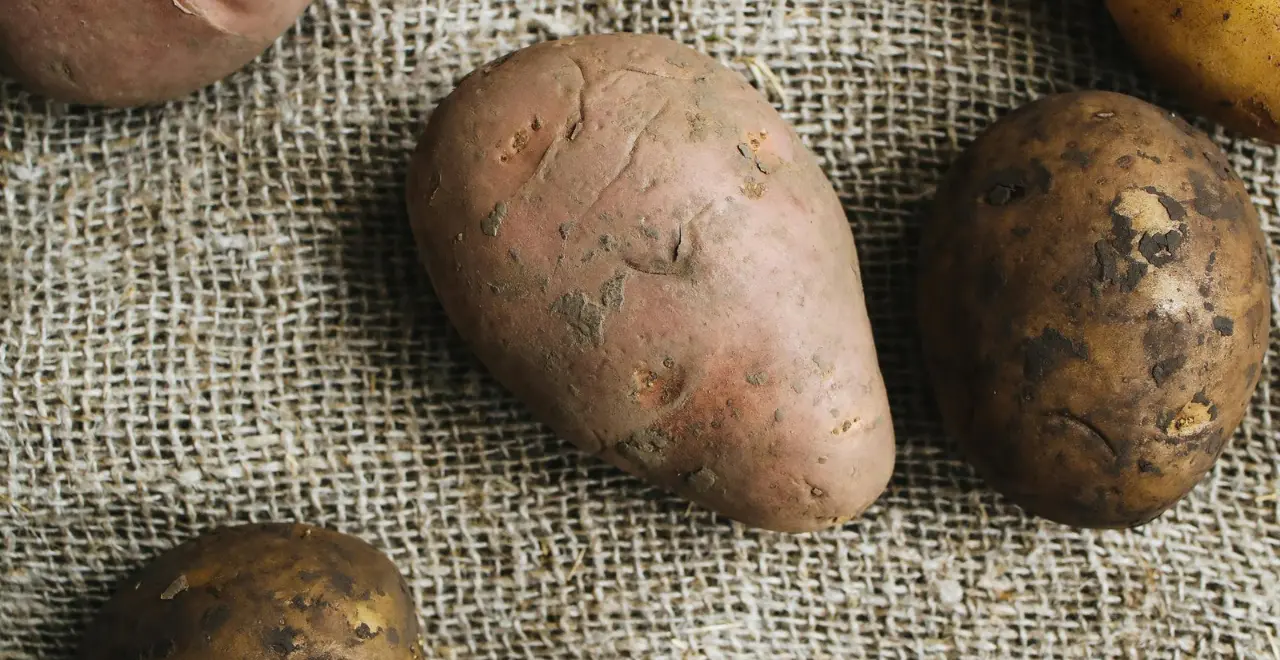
[2,1,1279,658]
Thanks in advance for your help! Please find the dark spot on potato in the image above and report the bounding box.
[599,234,617,252]
[1095,241,1119,283]
[298,570,321,582]
[355,623,378,640]
[982,160,1051,206]
[1052,277,1069,295]
[387,628,401,646]
[1143,187,1186,221]
[1151,355,1187,386]
[1198,283,1211,297]
[1136,151,1163,165]
[1137,460,1160,474]
[1023,328,1089,383]
[1206,251,1216,273]
[1061,146,1091,168]
[200,604,232,635]
[1119,260,1148,292]
[481,202,508,237]
[264,626,301,655]
[985,182,1021,206]
[1143,319,1187,359]
[1115,155,1135,169]
[1171,7,1183,19]
[686,467,717,492]
[1203,302,1214,311]
[1137,230,1183,267]
[1109,198,1136,252]
[1189,170,1245,221]
[330,571,356,596]
[290,595,308,610]
[1223,11,1231,21]
[1182,146,1195,159]
[1212,316,1234,336]
[1012,225,1031,238]
[559,222,574,239]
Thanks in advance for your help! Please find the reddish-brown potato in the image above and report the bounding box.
[79,523,422,659]
[920,91,1270,528]
[406,33,894,533]
[0,0,312,107]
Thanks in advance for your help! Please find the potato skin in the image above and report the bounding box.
[919,91,1269,528]
[0,0,312,106]
[1106,0,1280,143]
[406,34,894,533]
[79,523,422,660]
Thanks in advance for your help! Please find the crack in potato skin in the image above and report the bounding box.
[407,34,894,533]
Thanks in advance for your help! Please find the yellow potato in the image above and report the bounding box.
[1106,0,1280,142]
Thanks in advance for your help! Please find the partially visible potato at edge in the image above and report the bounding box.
[0,0,313,107]
[406,34,895,533]
[920,91,1270,528]
[79,523,423,659]
[1107,0,1280,143]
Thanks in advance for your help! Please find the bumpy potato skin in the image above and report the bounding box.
[1107,0,1280,143]
[407,34,894,533]
[920,91,1269,528]
[79,523,422,660]
[0,0,312,106]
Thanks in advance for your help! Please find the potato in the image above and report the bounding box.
[1106,0,1280,143]
[405,33,894,533]
[0,0,312,107]
[919,91,1269,528]
[79,523,422,659]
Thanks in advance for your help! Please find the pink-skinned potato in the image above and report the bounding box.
[406,33,895,533]
[0,0,312,107]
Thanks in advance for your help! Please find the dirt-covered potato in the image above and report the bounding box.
[919,91,1270,528]
[406,33,894,533]
[0,0,312,107]
[79,523,422,659]
[1106,0,1280,143]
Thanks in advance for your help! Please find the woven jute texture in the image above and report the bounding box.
[2,1,1278,658]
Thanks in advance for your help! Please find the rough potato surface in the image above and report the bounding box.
[1107,0,1280,143]
[79,523,422,659]
[920,91,1270,528]
[0,0,312,106]
[407,34,894,533]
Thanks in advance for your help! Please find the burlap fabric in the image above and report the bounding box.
[2,1,1278,658]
